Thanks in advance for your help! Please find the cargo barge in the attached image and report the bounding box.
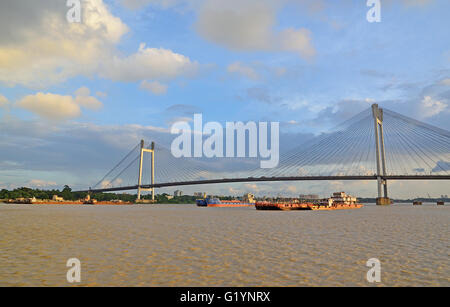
[196,194,255,207]
[255,192,363,211]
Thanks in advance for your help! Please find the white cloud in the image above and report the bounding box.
[0,0,196,88]
[75,87,91,97]
[102,43,197,82]
[27,179,57,188]
[278,28,315,58]
[17,93,82,120]
[196,0,275,50]
[0,94,8,108]
[227,62,260,80]
[74,87,103,110]
[0,0,128,88]
[75,96,103,111]
[420,96,448,118]
[16,88,103,120]
[195,0,315,59]
[140,80,168,95]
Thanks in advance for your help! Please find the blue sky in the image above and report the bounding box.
[0,0,449,197]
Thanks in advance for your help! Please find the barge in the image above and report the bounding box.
[255,192,363,211]
[196,193,255,207]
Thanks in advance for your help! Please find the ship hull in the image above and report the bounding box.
[255,202,363,211]
[308,204,363,210]
[255,203,311,211]
[202,203,254,207]
[196,199,254,207]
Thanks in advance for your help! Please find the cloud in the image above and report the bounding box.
[0,0,129,88]
[27,179,57,188]
[120,0,185,10]
[0,0,197,88]
[165,104,201,115]
[102,43,198,82]
[17,93,82,120]
[16,88,103,120]
[277,28,315,58]
[140,80,168,95]
[227,62,260,81]
[0,94,8,108]
[440,79,450,86]
[195,0,315,59]
[245,87,281,104]
[74,87,103,110]
[401,0,434,6]
[419,96,448,118]
[96,91,108,98]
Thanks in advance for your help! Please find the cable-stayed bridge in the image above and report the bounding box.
[76,104,450,204]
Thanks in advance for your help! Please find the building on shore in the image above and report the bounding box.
[194,192,207,198]
[174,190,183,197]
[52,195,64,202]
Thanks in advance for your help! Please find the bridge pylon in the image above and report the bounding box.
[372,104,391,205]
[137,140,155,202]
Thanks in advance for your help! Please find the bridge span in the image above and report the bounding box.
[75,104,450,204]
[78,175,450,194]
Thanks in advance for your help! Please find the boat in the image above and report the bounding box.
[196,193,255,207]
[255,192,363,211]
[254,201,311,211]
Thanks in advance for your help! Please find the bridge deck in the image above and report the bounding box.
[76,175,450,193]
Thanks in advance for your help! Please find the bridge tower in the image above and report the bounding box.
[137,140,155,202]
[372,104,391,205]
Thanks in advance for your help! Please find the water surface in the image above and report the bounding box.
[0,203,448,286]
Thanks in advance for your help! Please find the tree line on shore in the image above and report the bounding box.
[1,186,448,204]
[0,186,198,204]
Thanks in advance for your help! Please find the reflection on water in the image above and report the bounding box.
[0,203,448,286]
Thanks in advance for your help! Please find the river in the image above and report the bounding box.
[0,203,448,286]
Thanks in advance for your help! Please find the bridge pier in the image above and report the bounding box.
[372,104,391,205]
[137,140,155,203]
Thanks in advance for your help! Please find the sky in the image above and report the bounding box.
[0,0,449,198]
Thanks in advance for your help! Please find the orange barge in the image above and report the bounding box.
[255,192,363,211]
